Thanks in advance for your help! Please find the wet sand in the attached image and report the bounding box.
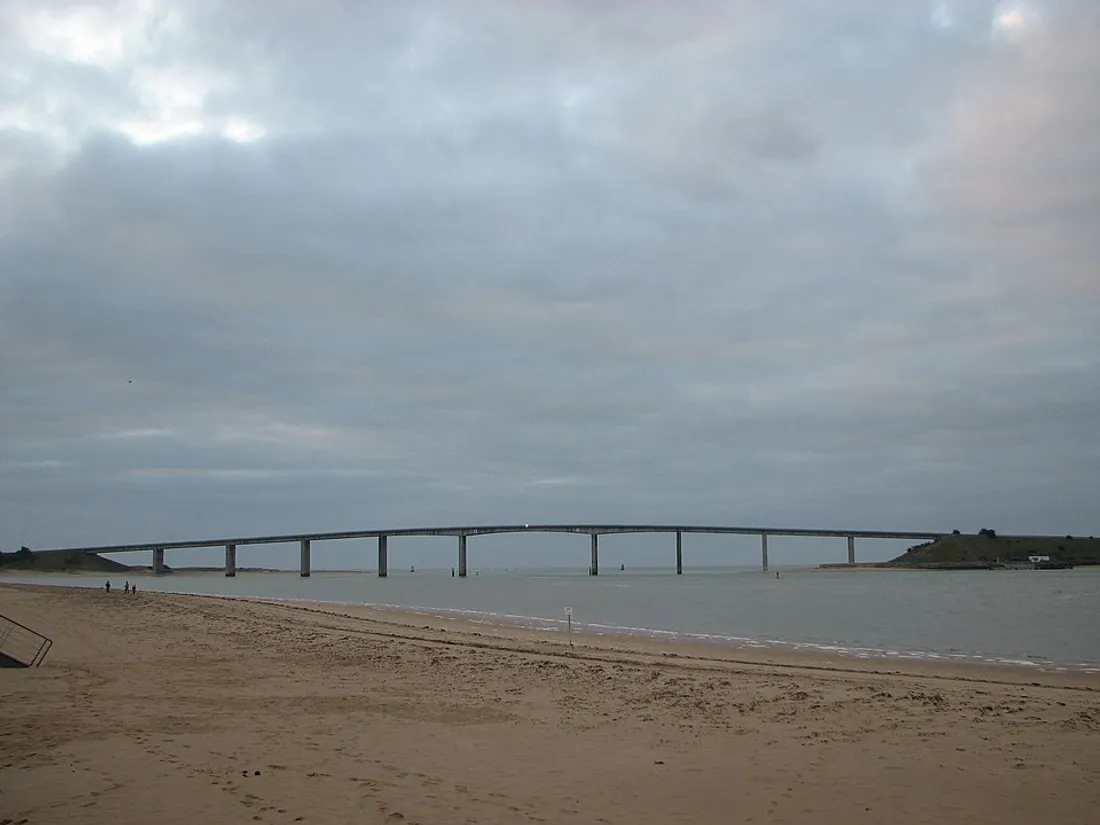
[2,582,1098,824]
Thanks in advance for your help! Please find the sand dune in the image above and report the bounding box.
[1,582,1098,824]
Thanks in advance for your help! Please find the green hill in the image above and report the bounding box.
[889,533,1100,569]
[0,548,131,572]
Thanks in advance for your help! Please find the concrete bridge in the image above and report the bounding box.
[39,524,959,577]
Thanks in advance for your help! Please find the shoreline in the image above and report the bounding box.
[230,593,1100,679]
[228,594,1100,689]
[4,581,1099,685]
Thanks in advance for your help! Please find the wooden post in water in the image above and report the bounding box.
[676,530,683,575]
[225,543,236,577]
[761,533,769,572]
[153,547,165,576]
[589,533,599,576]
[458,534,468,578]
[846,535,855,565]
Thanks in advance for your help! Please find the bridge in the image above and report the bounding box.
[34,523,967,577]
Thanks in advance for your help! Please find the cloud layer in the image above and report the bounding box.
[2,0,1097,563]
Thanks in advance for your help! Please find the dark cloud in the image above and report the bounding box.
[1,0,1097,559]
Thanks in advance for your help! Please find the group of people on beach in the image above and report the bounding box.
[104,580,137,594]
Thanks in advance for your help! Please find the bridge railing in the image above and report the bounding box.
[0,614,53,667]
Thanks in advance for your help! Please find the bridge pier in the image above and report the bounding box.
[847,535,855,565]
[300,539,311,577]
[458,534,468,577]
[377,535,388,578]
[761,533,769,572]
[589,534,599,576]
[676,530,683,575]
[225,544,236,577]
[152,547,165,575]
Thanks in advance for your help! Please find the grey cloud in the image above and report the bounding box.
[1,0,1098,556]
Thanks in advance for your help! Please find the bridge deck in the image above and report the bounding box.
[35,523,1032,555]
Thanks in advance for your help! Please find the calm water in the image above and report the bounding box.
[7,566,1100,670]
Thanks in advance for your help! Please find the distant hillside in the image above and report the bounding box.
[889,533,1100,569]
[0,548,131,572]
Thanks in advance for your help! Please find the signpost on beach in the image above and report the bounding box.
[564,606,573,647]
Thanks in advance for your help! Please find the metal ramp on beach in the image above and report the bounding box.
[0,613,53,667]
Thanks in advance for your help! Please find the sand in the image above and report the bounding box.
[1,583,1098,824]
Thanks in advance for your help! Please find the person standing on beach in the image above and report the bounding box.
[105,580,111,593]
[124,581,130,594]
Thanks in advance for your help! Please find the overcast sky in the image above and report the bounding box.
[1,0,1097,567]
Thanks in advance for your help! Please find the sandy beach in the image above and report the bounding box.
[2,583,1098,824]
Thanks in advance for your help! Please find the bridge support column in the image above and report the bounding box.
[458,535,468,578]
[676,530,683,575]
[589,534,599,576]
[153,547,165,575]
[761,534,769,572]
[847,535,855,564]
[300,539,311,577]
[225,544,236,577]
[377,535,388,578]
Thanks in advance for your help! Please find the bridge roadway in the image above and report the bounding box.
[40,523,969,577]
